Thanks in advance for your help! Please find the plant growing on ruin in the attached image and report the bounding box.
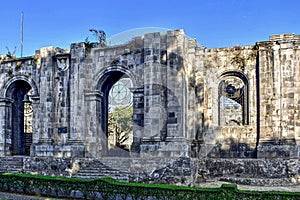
[5,46,16,59]
[111,58,120,65]
[83,38,94,57]
[204,60,212,68]
[31,54,41,69]
[89,29,106,47]
[1,46,16,64]
[6,69,13,76]
[247,45,258,60]
[212,53,221,66]
[15,61,22,70]
[231,54,245,70]
[0,56,3,65]
[32,55,39,62]
[231,46,246,71]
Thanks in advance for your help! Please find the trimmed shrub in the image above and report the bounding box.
[0,173,299,199]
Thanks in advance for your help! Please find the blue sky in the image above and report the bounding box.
[0,0,299,57]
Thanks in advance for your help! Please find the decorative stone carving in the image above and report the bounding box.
[56,54,70,71]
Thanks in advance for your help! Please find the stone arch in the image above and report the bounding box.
[3,75,39,98]
[218,71,249,126]
[94,65,138,90]
[1,76,39,155]
[94,65,137,156]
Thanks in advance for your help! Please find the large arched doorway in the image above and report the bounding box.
[107,77,133,155]
[5,80,33,155]
[97,69,134,156]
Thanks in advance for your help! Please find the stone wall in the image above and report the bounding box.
[0,30,300,160]
[193,45,258,158]
[2,156,299,186]
[257,33,300,158]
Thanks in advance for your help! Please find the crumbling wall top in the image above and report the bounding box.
[269,33,300,42]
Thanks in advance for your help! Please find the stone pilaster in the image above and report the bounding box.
[142,32,165,141]
[0,98,13,156]
[69,43,86,145]
[31,47,56,156]
[294,43,300,145]
[84,90,103,157]
[256,42,274,142]
[192,45,206,157]
[187,39,197,142]
[166,30,186,139]
[257,35,300,158]
[52,54,71,146]
[30,96,40,156]
[131,87,144,154]
[39,47,56,145]
[165,30,190,156]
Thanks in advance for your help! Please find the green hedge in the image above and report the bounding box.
[0,173,299,199]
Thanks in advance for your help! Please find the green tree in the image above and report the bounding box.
[108,106,133,150]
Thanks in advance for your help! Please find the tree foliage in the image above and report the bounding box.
[108,106,133,149]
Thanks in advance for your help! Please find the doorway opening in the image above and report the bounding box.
[7,80,33,155]
[99,71,133,157]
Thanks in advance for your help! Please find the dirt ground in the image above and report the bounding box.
[200,181,300,192]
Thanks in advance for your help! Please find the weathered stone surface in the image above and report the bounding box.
[23,157,72,177]
[3,156,300,186]
[0,30,300,186]
[0,31,299,158]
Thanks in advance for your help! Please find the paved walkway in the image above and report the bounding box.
[0,192,64,200]
[200,181,300,192]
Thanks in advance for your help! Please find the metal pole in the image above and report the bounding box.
[20,11,24,57]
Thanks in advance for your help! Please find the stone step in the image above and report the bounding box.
[71,158,133,182]
[76,170,123,175]
[74,173,130,182]
[77,159,131,173]
[76,173,129,178]
[82,163,130,169]
[75,166,131,182]
[79,167,120,171]
[76,169,130,175]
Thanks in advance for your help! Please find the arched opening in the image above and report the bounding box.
[6,80,33,155]
[218,72,249,126]
[108,77,133,155]
[98,70,133,157]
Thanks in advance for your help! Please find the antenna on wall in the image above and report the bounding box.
[20,11,24,57]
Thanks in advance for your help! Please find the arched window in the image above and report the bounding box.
[218,72,249,126]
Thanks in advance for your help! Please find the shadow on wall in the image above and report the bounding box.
[207,137,256,158]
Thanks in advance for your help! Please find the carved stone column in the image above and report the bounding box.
[0,98,13,156]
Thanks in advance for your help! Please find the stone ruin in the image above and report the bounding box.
[0,30,300,186]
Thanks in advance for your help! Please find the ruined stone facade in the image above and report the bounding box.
[0,30,300,161]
